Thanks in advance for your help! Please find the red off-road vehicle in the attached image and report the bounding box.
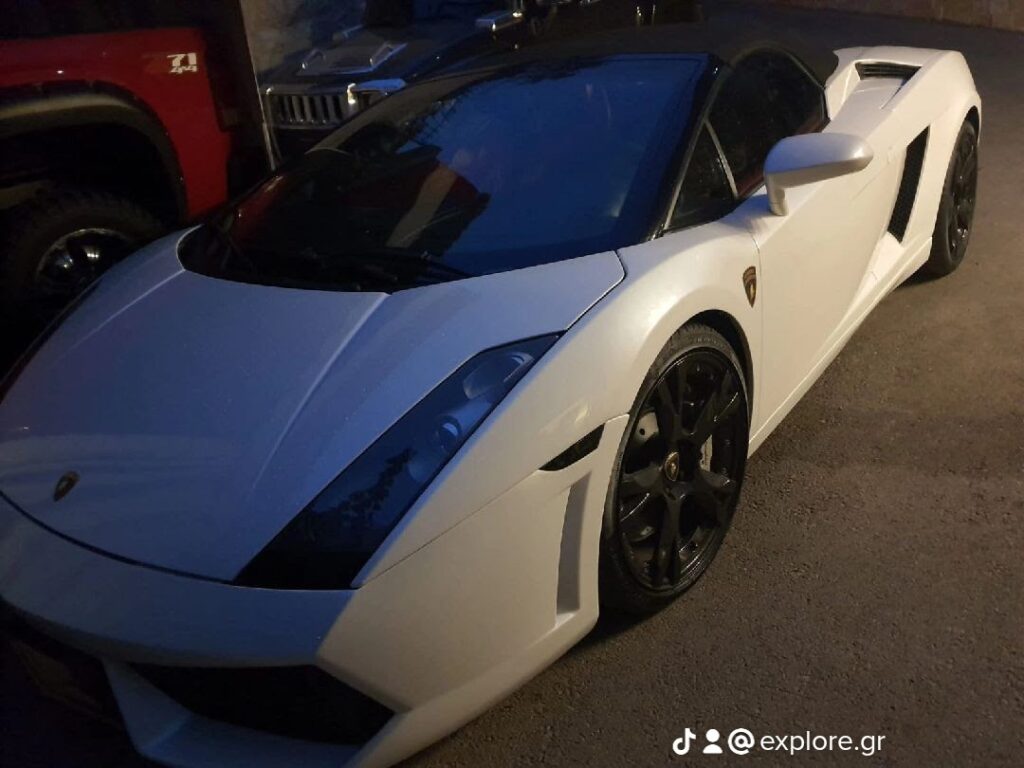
[0,4,258,330]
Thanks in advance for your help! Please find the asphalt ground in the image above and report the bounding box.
[2,3,1023,767]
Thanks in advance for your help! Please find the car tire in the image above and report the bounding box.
[0,188,163,327]
[599,323,749,616]
[922,120,978,277]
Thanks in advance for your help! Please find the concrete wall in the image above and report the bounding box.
[769,0,1024,31]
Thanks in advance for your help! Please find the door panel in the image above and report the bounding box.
[705,50,884,434]
[738,162,891,426]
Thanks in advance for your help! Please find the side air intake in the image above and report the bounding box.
[888,128,929,241]
[856,62,920,82]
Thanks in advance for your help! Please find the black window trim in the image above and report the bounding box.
[650,59,727,238]
[705,119,738,198]
[661,119,737,235]
[711,46,830,200]
[656,45,830,237]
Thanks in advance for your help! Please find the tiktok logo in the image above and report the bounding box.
[673,728,697,755]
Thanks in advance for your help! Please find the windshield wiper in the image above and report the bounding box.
[339,246,473,281]
[195,223,257,272]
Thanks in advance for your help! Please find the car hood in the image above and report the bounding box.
[266,21,491,86]
[290,22,475,78]
[0,232,623,580]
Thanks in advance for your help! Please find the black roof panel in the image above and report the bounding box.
[456,21,839,86]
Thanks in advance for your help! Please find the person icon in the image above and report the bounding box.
[703,728,724,755]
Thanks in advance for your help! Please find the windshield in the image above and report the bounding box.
[181,55,706,291]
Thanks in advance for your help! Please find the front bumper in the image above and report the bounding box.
[0,492,360,766]
[0,414,627,767]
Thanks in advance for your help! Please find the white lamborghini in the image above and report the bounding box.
[0,22,979,768]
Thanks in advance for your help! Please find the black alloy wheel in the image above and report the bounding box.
[600,324,749,615]
[945,125,978,265]
[924,119,978,277]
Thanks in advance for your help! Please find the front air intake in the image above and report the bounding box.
[132,664,394,745]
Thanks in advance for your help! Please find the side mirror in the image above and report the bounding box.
[764,133,873,216]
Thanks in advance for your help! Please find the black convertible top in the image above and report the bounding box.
[461,20,839,86]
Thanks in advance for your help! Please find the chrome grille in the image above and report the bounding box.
[268,92,351,128]
[267,80,405,129]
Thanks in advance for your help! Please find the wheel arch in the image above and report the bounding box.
[687,309,753,409]
[965,105,981,137]
[0,84,185,222]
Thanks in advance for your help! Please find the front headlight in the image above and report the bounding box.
[236,335,558,589]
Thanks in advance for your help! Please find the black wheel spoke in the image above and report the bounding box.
[654,379,679,443]
[620,492,651,525]
[696,468,734,496]
[652,497,681,587]
[691,469,733,526]
[960,139,976,170]
[620,464,660,497]
[620,493,657,544]
[684,369,739,445]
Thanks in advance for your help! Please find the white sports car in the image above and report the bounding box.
[0,23,979,768]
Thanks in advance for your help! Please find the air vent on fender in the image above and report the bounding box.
[888,128,929,241]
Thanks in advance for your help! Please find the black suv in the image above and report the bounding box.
[261,0,702,162]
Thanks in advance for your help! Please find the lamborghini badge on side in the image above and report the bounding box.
[53,471,80,502]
